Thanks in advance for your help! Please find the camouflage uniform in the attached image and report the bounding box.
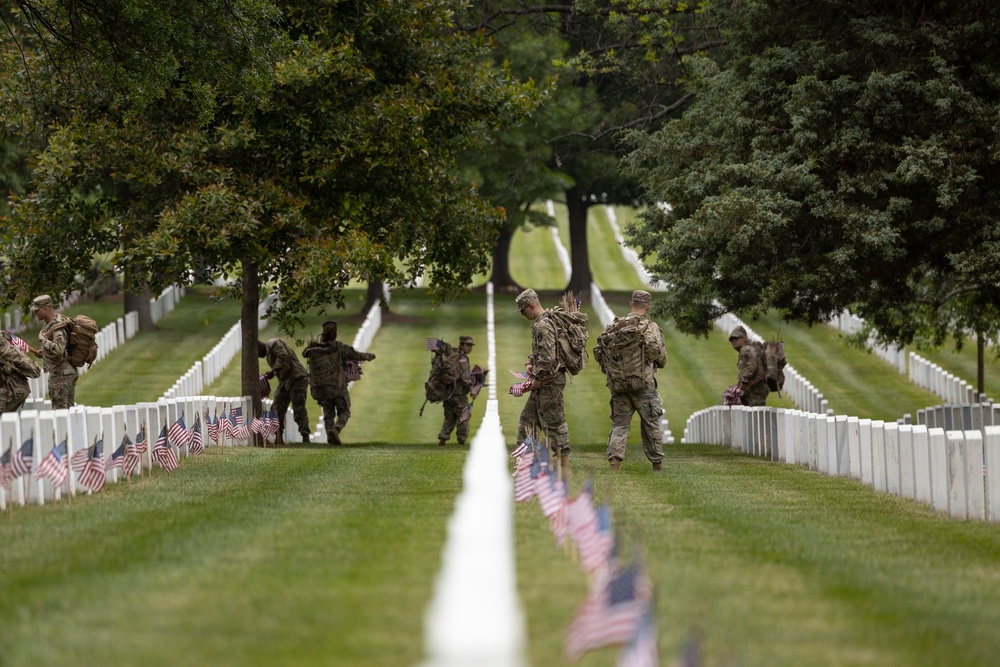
[732,327,768,406]
[263,339,311,439]
[303,338,374,443]
[0,333,41,412]
[601,309,667,466]
[517,308,570,456]
[38,312,78,409]
[439,336,474,445]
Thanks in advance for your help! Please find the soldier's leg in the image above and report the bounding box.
[536,385,570,456]
[438,397,460,442]
[638,388,665,466]
[66,373,77,407]
[606,392,636,464]
[48,375,72,410]
[517,392,540,447]
[290,379,311,440]
[334,394,351,431]
[272,383,291,442]
[0,386,11,413]
[456,399,471,445]
[7,383,29,413]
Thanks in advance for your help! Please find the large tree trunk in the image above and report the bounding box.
[241,260,263,446]
[122,277,155,331]
[565,186,593,298]
[489,223,519,293]
[364,281,383,315]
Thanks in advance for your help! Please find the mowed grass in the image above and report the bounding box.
[911,338,1000,402]
[0,446,463,667]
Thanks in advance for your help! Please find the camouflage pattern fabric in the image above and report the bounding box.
[517,374,570,455]
[439,349,472,443]
[606,388,664,464]
[317,395,351,436]
[737,343,769,406]
[273,376,311,438]
[303,340,370,399]
[39,313,78,408]
[0,334,40,412]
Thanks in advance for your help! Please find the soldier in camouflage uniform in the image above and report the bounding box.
[302,321,376,445]
[729,325,769,407]
[28,295,78,409]
[258,338,311,444]
[438,336,476,447]
[0,331,41,412]
[515,288,571,471]
[598,290,667,472]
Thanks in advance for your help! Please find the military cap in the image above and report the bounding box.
[728,325,748,341]
[630,289,652,304]
[515,288,538,312]
[30,295,53,312]
[459,336,475,346]
[322,320,338,331]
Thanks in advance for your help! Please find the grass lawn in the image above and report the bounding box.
[909,337,1000,403]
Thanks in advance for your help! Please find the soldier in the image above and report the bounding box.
[515,288,571,472]
[302,321,376,445]
[27,295,78,409]
[258,338,311,444]
[0,331,41,412]
[729,325,768,407]
[437,336,477,447]
[595,290,666,472]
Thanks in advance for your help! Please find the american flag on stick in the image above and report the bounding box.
[152,425,178,473]
[78,439,106,492]
[259,373,271,398]
[189,414,204,455]
[424,337,440,351]
[251,413,264,435]
[107,438,126,472]
[565,561,653,661]
[35,440,68,488]
[134,425,148,455]
[513,447,536,503]
[508,369,533,397]
[232,406,251,441]
[0,446,12,489]
[206,410,219,444]
[122,432,140,477]
[616,604,660,667]
[168,413,189,448]
[11,437,34,478]
[221,408,236,439]
[345,360,361,382]
[8,332,31,354]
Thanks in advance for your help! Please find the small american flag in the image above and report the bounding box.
[345,360,361,382]
[616,605,659,667]
[134,425,148,455]
[580,504,616,573]
[0,448,12,489]
[266,409,281,440]
[122,433,140,476]
[513,448,536,503]
[78,439,106,492]
[511,442,529,459]
[207,411,219,443]
[11,437,34,478]
[221,409,236,438]
[107,439,125,472]
[251,414,264,435]
[564,561,653,661]
[9,332,31,354]
[70,444,92,473]
[152,425,178,473]
[535,468,566,519]
[35,440,68,487]
[232,407,251,441]
[424,337,440,351]
[168,413,189,448]
[508,369,533,397]
[459,401,473,424]
[189,414,204,455]
[259,374,271,398]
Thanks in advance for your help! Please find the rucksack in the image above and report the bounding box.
[752,339,786,394]
[594,316,650,394]
[59,315,99,368]
[424,340,462,403]
[546,308,589,376]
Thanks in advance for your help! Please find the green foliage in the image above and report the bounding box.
[0,0,539,330]
[623,1,1000,344]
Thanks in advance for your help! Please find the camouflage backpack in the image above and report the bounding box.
[424,340,462,403]
[58,315,99,368]
[752,339,787,394]
[546,292,589,376]
[594,316,650,394]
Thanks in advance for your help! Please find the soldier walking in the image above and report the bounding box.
[437,336,477,447]
[729,325,769,406]
[27,295,78,409]
[258,338,311,444]
[302,321,376,445]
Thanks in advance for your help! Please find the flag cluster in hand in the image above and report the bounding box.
[510,439,660,664]
[424,337,441,351]
[9,333,31,354]
[508,369,533,397]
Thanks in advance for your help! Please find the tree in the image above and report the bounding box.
[623,1,1000,347]
[0,0,538,413]
[463,0,716,295]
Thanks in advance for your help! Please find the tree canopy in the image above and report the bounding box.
[622,0,1000,346]
[0,0,538,331]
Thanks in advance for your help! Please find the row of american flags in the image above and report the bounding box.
[0,405,286,498]
[511,436,701,667]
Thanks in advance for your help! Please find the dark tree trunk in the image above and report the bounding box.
[123,284,155,331]
[241,261,263,446]
[364,281,383,315]
[489,224,519,293]
[565,186,593,298]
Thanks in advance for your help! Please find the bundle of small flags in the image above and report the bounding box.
[259,373,272,398]
[8,332,31,354]
[424,337,441,351]
[508,369,533,397]
[345,360,362,382]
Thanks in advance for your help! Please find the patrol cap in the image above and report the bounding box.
[630,289,651,304]
[30,295,52,312]
[729,325,748,341]
[515,288,538,312]
[459,336,475,346]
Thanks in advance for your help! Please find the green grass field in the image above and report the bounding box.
[4,209,1000,666]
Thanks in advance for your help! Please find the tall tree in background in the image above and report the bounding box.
[0,0,537,409]
[465,0,718,295]
[623,1,1000,350]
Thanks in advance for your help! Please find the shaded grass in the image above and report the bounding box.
[0,446,463,667]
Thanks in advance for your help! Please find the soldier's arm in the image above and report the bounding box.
[645,324,667,369]
[340,343,375,362]
[41,325,69,357]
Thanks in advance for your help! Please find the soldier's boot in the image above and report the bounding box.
[328,427,342,446]
[609,457,622,471]
[652,461,663,472]
[438,438,447,447]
